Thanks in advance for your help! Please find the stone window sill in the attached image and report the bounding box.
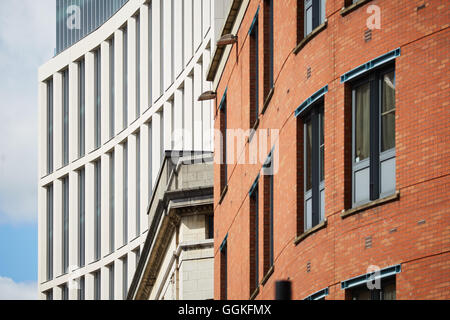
[341,190,400,219]
[261,87,275,115]
[261,265,274,286]
[294,20,328,55]
[294,219,327,246]
[340,0,373,17]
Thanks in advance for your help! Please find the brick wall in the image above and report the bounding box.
[213,0,450,300]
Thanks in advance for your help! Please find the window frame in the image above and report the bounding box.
[78,59,86,157]
[351,65,396,207]
[249,11,259,129]
[220,237,228,300]
[78,168,85,267]
[302,102,325,231]
[219,91,228,197]
[249,179,259,296]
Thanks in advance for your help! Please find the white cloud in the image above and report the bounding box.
[0,0,55,224]
[0,277,37,300]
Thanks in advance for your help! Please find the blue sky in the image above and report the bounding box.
[0,0,55,299]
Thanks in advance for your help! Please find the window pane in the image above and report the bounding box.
[305,119,312,191]
[320,112,324,182]
[382,71,396,152]
[383,281,396,300]
[305,7,312,36]
[355,82,370,162]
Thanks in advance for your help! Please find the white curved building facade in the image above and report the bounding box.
[38,0,230,300]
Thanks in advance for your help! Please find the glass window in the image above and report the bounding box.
[123,26,128,128]
[47,79,54,174]
[136,132,141,236]
[62,176,69,274]
[352,67,396,206]
[46,185,53,281]
[220,241,227,300]
[62,69,69,166]
[302,105,325,231]
[78,276,85,300]
[79,169,85,267]
[136,14,141,117]
[109,152,115,253]
[94,271,101,300]
[95,48,102,148]
[320,112,325,182]
[382,71,396,152]
[354,82,370,163]
[350,278,396,300]
[110,38,115,139]
[249,183,259,295]
[61,283,68,300]
[79,60,86,157]
[109,264,115,300]
[206,215,214,240]
[122,257,128,299]
[305,119,313,191]
[249,17,259,127]
[123,141,128,244]
[303,0,326,37]
[95,160,101,260]
[45,289,53,300]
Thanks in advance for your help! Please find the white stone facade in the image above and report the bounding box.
[38,0,230,300]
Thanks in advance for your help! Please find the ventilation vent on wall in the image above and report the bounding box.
[365,236,372,249]
[364,29,372,42]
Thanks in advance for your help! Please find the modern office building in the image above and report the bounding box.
[210,0,450,300]
[38,0,230,300]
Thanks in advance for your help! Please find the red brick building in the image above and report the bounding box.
[207,0,450,300]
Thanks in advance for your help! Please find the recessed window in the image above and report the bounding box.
[220,238,228,300]
[136,14,141,118]
[78,59,86,157]
[122,256,128,299]
[94,48,102,148]
[301,102,325,231]
[46,184,53,281]
[94,159,101,260]
[263,164,274,273]
[135,132,141,236]
[297,0,326,42]
[61,283,68,300]
[263,0,274,97]
[62,176,69,274]
[349,277,396,300]
[219,92,227,195]
[109,152,115,253]
[205,215,214,240]
[94,270,101,300]
[46,79,54,174]
[123,141,128,245]
[109,38,115,139]
[62,69,69,166]
[78,276,85,300]
[122,26,128,129]
[249,13,259,128]
[78,168,85,267]
[351,67,396,206]
[45,289,53,300]
[249,177,259,296]
[109,264,115,300]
